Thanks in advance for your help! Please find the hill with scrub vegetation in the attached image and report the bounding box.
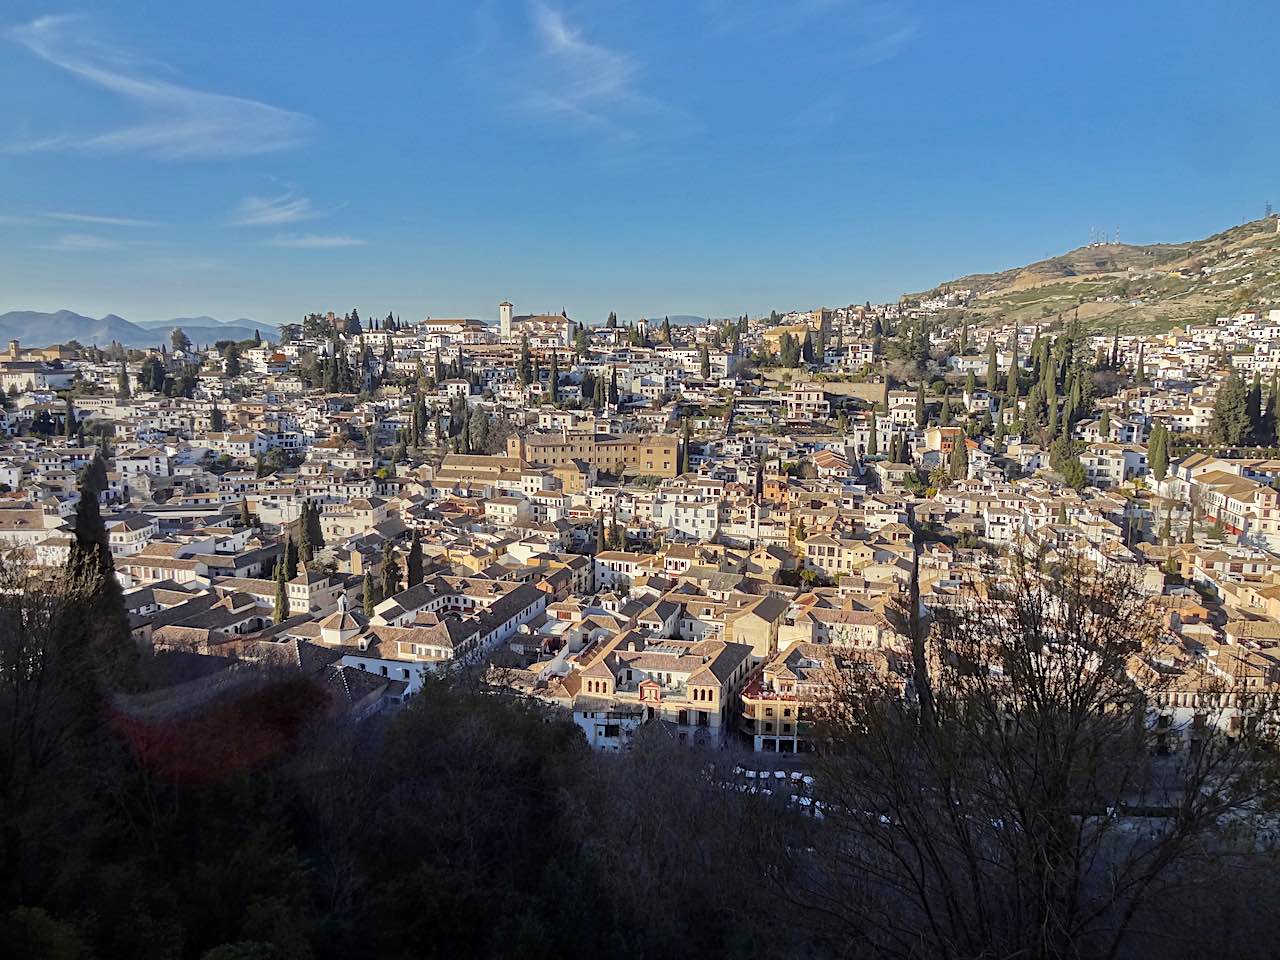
[912,216,1280,333]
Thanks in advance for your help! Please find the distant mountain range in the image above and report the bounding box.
[0,310,277,349]
[639,314,706,326]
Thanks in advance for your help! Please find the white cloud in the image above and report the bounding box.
[230,191,319,227]
[524,2,660,138]
[266,234,366,249]
[701,0,918,63]
[7,15,313,159]
[43,210,159,227]
[37,232,122,251]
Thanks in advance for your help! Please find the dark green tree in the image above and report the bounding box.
[1149,422,1169,481]
[380,548,401,600]
[274,546,289,622]
[407,531,424,588]
[1210,370,1250,446]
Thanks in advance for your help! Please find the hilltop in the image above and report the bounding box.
[913,216,1280,333]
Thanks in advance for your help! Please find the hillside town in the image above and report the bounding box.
[5,298,1280,746]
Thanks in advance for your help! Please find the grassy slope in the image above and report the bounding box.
[915,217,1280,333]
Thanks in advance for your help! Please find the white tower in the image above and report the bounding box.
[499,301,513,339]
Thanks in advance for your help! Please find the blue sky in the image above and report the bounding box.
[1,0,1276,326]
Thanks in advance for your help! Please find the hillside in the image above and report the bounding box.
[0,310,274,348]
[915,216,1280,333]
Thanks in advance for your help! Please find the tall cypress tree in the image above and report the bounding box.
[1269,371,1280,447]
[297,507,314,563]
[407,531,424,588]
[1149,422,1169,482]
[985,338,998,393]
[949,437,968,480]
[1246,371,1263,444]
[1005,335,1020,400]
[380,548,401,600]
[274,547,289,622]
[518,335,532,386]
[67,472,136,687]
[1210,370,1250,446]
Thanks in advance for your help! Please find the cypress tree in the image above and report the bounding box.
[985,338,998,392]
[67,473,136,687]
[380,548,401,600]
[297,507,314,563]
[407,531,424,587]
[307,501,325,549]
[948,438,968,480]
[915,381,927,427]
[1268,371,1280,447]
[1005,335,1019,400]
[867,412,878,457]
[363,570,378,617]
[1247,371,1263,444]
[1210,370,1250,446]
[274,547,289,622]
[1149,422,1169,481]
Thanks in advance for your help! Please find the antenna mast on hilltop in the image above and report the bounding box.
[1266,201,1273,219]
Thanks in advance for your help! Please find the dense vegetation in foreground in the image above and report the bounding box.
[6,553,1280,959]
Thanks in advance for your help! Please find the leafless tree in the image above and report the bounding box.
[779,549,1279,960]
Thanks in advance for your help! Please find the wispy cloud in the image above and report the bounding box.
[859,19,918,65]
[266,234,366,249]
[43,210,159,227]
[702,0,918,63]
[229,191,320,227]
[7,14,314,159]
[37,232,123,251]
[524,2,663,139]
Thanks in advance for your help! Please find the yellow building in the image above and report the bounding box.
[508,431,679,479]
